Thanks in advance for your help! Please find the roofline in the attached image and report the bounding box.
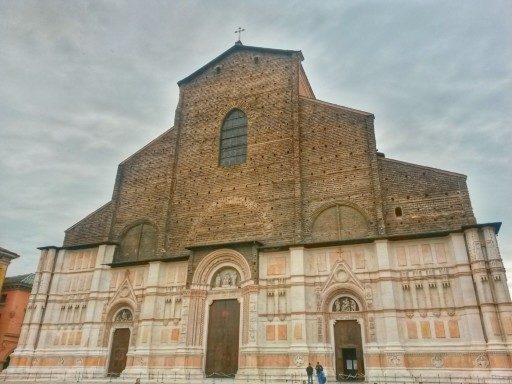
[178,44,303,86]
[38,241,118,251]
[299,64,315,99]
[0,247,19,260]
[462,222,501,234]
[299,96,374,117]
[65,201,112,232]
[2,273,35,291]
[379,157,468,178]
[258,222,502,251]
[119,126,175,166]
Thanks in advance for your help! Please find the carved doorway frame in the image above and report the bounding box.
[105,307,134,377]
[201,265,244,377]
[192,249,252,378]
[326,295,367,382]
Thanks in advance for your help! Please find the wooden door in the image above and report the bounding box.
[334,320,364,381]
[341,348,358,378]
[108,328,130,376]
[205,299,240,377]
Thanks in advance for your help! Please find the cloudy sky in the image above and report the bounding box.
[1,0,511,277]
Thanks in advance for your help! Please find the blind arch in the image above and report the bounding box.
[115,222,156,263]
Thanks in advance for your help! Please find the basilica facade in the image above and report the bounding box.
[5,43,512,381]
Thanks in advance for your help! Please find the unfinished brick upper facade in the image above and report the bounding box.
[63,44,475,255]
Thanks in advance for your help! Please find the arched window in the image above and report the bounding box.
[219,109,247,166]
[116,223,156,263]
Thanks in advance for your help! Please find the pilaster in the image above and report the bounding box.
[289,247,308,351]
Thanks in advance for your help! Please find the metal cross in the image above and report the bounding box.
[235,27,245,42]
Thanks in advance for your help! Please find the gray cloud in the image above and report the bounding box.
[1,0,510,279]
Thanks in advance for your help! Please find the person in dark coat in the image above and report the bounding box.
[306,362,314,384]
[315,362,324,384]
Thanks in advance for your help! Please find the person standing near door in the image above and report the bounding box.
[306,363,314,384]
[315,362,324,384]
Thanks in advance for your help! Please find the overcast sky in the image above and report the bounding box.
[1,0,511,278]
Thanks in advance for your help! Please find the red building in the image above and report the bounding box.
[0,273,34,370]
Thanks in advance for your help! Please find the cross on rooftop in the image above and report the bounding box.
[235,27,245,43]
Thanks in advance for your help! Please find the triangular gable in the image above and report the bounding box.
[321,259,364,294]
[177,43,303,86]
[107,269,138,309]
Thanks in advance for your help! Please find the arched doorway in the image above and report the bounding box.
[331,297,365,381]
[107,308,133,377]
[192,251,251,378]
[205,267,241,377]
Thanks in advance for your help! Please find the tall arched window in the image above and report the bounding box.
[116,223,156,263]
[219,109,247,166]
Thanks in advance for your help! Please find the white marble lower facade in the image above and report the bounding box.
[4,224,512,382]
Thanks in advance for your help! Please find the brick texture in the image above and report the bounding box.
[107,129,176,255]
[64,202,113,246]
[378,158,475,235]
[62,45,476,264]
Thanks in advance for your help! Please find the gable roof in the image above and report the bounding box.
[3,273,35,290]
[177,43,303,86]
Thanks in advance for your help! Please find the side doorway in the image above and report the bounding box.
[334,320,364,381]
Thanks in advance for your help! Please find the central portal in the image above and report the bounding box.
[334,320,364,381]
[205,299,240,377]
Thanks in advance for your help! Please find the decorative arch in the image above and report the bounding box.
[115,220,157,263]
[219,109,247,166]
[311,203,369,242]
[113,308,133,322]
[321,283,366,314]
[101,300,137,347]
[187,196,272,244]
[192,249,251,287]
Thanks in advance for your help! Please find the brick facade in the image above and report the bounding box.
[8,44,509,382]
[63,44,475,255]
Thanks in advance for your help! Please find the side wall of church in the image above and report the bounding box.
[108,129,177,257]
[379,157,476,235]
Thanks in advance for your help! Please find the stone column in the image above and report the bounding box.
[464,228,502,345]
[483,226,510,302]
[482,226,512,349]
[82,245,114,353]
[373,240,404,374]
[24,248,58,351]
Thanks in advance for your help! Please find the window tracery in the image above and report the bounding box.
[219,109,247,166]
